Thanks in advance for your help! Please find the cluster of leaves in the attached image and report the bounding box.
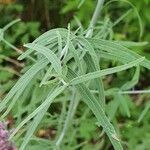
[0,2,41,98]
[0,21,150,150]
[0,0,150,150]
[63,0,150,58]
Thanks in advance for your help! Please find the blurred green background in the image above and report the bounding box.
[0,0,150,149]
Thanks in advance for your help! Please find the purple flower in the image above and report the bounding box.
[0,122,17,150]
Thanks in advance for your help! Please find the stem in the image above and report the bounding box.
[55,89,79,148]
[3,19,21,32]
[0,55,23,67]
[2,38,35,62]
[119,90,150,94]
[86,0,105,37]
[91,89,150,95]
[55,1,105,148]
[2,38,22,54]
[0,66,20,76]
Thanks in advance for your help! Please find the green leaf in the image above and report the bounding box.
[121,66,140,90]
[105,0,143,38]
[33,28,75,46]
[117,94,130,117]
[19,84,59,150]
[0,58,48,113]
[77,37,100,70]
[84,54,105,108]
[88,38,150,69]
[56,31,63,56]
[114,41,148,47]
[78,0,86,8]
[69,41,84,74]
[0,29,4,41]
[10,84,66,140]
[18,48,34,60]
[67,68,123,150]
[77,37,105,107]
[24,43,62,75]
[107,97,120,120]
[70,57,144,85]
[138,101,150,123]
[60,24,70,59]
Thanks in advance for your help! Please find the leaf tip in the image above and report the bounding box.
[111,134,120,142]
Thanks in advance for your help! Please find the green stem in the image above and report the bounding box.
[2,38,22,54]
[3,19,21,32]
[55,1,105,148]
[86,0,105,37]
[55,89,79,148]
[2,38,35,62]
[119,90,150,94]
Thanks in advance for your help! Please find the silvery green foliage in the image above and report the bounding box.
[1,27,149,150]
[0,1,150,149]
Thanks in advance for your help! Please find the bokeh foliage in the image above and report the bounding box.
[0,0,150,150]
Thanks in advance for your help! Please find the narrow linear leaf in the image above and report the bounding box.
[24,43,62,75]
[70,57,144,85]
[18,49,34,60]
[19,84,59,150]
[67,69,123,150]
[60,24,70,59]
[56,89,80,147]
[84,54,105,108]
[3,19,21,32]
[40,66,53,87]
[77,37,100,70]
[112,9,132,27]
[77,37,105,107]
[88,38,150,70]
[114,41,148,47]
[117,94,130,117]
[0,58,48,112]
[1,86,25,118]
[9,85,67,139]
[33,28,75,46]
[69,42,84,74]
[121,65,140,90]
[105,0,143,38]
[107,96,120,120]
[57,31,63,56]
[78,0,86,8]
[138,101,150,123]
[20,104,50,150]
